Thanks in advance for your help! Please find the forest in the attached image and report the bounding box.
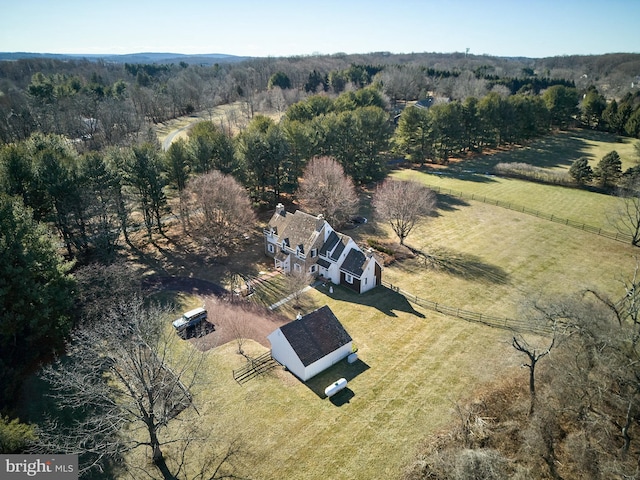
[2,50,640,478]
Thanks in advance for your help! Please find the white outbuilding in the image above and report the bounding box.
[267,306,353,382]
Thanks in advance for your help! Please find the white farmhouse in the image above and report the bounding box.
[264,204,382,293]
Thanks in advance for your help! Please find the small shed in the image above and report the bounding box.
[267,306,353,382]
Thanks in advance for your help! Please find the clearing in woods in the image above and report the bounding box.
[127,129,639,479]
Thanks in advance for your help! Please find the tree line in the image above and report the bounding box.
[3,77,637,267]
[394,85,579,163]
[2,52,638,146]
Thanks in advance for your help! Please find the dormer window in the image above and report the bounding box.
[311,248,317,258]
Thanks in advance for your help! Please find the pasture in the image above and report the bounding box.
[133,130,639,479]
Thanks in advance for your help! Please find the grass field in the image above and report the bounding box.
[127,130,640,479]
[148,287,522,480]
[390,131,640,230]
[439,129,638,174]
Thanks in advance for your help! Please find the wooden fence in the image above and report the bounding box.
[382,280,553,336]
[232,351,281,384]
[425,184,634,244]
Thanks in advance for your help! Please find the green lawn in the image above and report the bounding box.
[390,131,640,237]
[152,209,636,479]
[152,287,522,480]
[394,168,620,228]
[439,129,638,174]
[127,129,640,479]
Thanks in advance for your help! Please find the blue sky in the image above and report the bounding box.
[0,0,638,58]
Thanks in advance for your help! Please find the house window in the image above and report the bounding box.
[311,248,317,258]
[345,273,353,284]
[268,244,274,253]
[310,265,316,273]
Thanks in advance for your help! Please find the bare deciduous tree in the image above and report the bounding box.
[512,333,555,415]
[296,156,359,227]
[282,267,315,309]
[372,179,436,245]
[614,180,640,246]
[36,297,214,479]
[184,171,256,255]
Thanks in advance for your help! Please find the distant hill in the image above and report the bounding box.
[0,52,252,65]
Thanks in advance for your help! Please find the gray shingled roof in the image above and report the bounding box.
[330,234,350,261]
[268,209,322,255]
[316,258,331,268]
[340,248,366,277]
[319,231,339,256]
[279,306,352,367]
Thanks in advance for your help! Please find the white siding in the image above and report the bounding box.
[360,258,377,293]
[267,329,305,380]
[268,331,353,382]
[303,342,353,380]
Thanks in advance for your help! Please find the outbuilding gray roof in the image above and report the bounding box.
[279,306,352,367]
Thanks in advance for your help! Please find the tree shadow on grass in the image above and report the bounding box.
[444,130,598,178]
[433,192,470,214]
[303,358,370,401]
[314,283,425,318]
[408,246,510,285]
[427,167,499,184]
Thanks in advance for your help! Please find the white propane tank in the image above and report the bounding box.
[324,378,347,398]
[347,352,358,364]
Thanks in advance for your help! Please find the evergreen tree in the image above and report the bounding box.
[569,157,594,185]
[394,106,432,165]
[594,150,622,189]
[0,195,75,410]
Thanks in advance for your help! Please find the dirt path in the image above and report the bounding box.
[145,275,289,352]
